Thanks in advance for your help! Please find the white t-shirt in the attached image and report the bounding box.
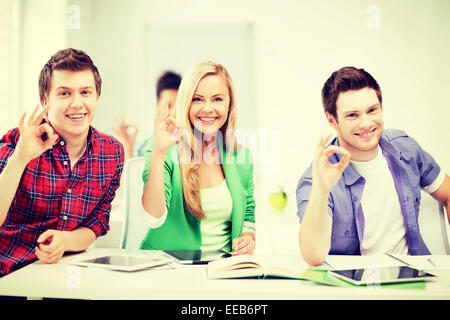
[350,147,408,255]
[350,147,445,255]
[199,179,233,251]
[142,179,234,251]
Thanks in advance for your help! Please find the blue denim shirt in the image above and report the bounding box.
[296,129,441,256]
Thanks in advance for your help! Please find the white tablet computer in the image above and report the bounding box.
[329,266,437,286]
[73,254,170,272]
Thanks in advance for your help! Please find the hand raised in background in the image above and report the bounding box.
[112,115,139,160]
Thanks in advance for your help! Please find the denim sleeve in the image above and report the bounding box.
[136,137,151,157]
[296,165,334,223]
[398,135,441,189]
[416,144,441,189]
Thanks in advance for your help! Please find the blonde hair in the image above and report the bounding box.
[175,61,237,219]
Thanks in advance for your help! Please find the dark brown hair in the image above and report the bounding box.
[156,71,181,100]
[38,48,102,103]
[321,66,382,119]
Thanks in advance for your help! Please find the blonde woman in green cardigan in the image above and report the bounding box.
[140,62,256,255]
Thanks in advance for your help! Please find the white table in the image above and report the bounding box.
[1,248,450,300]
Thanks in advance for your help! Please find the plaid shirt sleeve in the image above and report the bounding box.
[0,127,124,277]
[0,128,19,175]
[80,145,124,237]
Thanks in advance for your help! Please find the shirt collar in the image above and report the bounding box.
[378,132,403,161]
[42,118,95,153]
[329,137,362,186]
[330,131,402,186]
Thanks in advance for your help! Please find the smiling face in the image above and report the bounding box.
[45,69,98,142]
[188,74,230,135]
[327,87,383,161]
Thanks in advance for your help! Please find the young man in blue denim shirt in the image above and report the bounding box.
[296,67,450,266]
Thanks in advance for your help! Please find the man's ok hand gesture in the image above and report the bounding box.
[15,105,59,165]
[311,133,351,195]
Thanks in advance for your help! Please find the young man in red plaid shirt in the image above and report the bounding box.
[0,48,124,277]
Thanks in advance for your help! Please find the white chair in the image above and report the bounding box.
[119,156,150,249]
[418,191,450,254]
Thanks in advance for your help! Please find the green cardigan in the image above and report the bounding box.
[140,138,256,250]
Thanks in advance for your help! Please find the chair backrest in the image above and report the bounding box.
[119,156,149,249]
[418,191,450,254]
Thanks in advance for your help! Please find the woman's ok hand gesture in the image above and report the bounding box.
[152,101,181,153]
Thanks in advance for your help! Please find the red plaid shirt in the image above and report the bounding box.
[0,125,124,277]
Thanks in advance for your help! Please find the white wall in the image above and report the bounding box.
[1,0,66,133]
[17,0,67,119]
[64,3,449,187]
[9,0,450,253]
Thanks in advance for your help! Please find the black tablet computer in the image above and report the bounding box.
[329,266,437,286]
[164,249,232,264]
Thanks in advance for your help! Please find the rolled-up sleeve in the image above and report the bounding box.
[0,129,19,175]
[243,159,256,233]
[244,151,256,224]
[415,143,442,190]
[392,134,442,189]
[142,140,174,223]
[296,165,334,223]
[81,147,124,237]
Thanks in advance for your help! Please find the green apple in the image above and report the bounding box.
[269,190,288,210]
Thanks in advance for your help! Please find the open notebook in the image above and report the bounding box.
[207,253,437,289]
[207,254,309,279]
